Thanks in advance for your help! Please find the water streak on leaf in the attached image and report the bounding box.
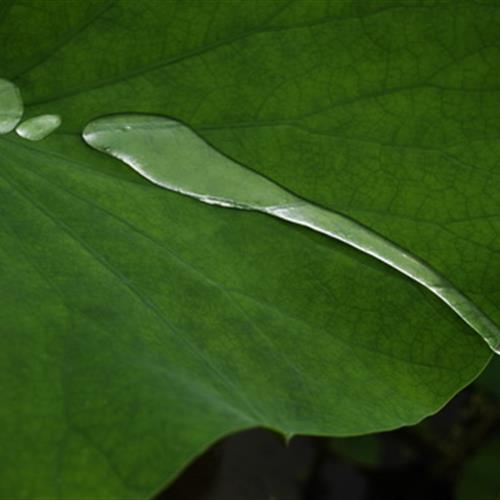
[83,114,500,355]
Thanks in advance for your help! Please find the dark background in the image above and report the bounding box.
[157,358,500,500]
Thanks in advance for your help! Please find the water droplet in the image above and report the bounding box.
[82,113,500,354]
[0,78,23,135]
[83,114,296,210]
[15,114,61,141]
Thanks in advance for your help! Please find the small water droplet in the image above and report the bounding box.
[15,114,61,141]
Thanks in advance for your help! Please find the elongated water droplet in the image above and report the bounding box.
[83,113,500,354]
[16,114,61,141]
[83,114,297,209]
[0,78,23,135]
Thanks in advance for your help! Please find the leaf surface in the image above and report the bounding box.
[1,1,499,498]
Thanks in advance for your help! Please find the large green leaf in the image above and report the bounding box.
[1,1,498,498]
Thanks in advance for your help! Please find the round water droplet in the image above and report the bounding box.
[0,78,23,135]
